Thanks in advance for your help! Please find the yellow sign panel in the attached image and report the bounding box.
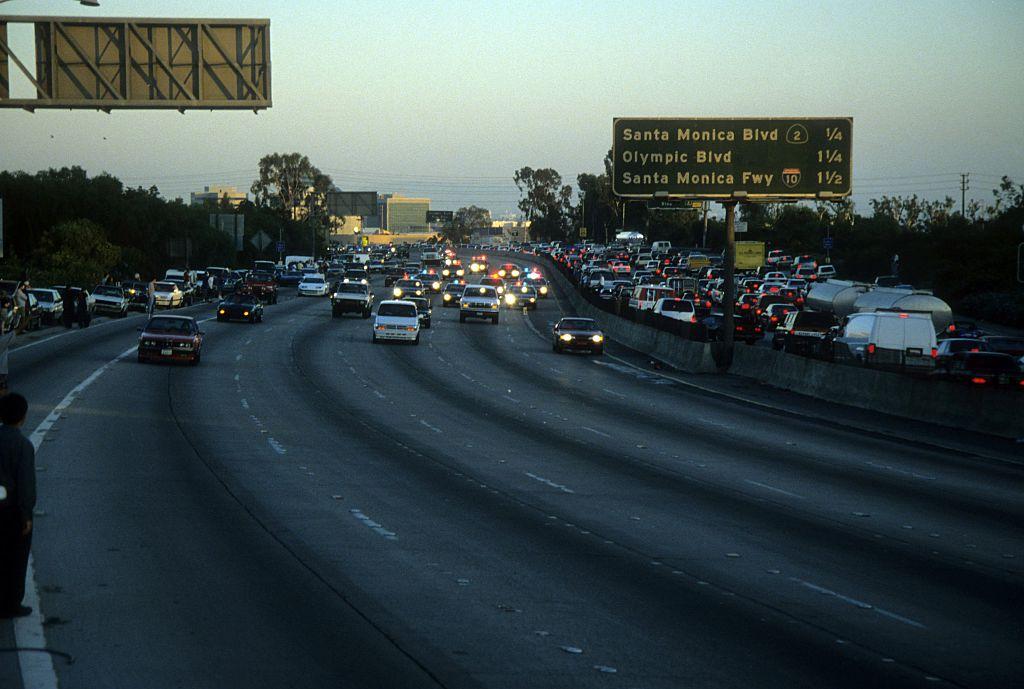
[579,227,588,238]
[687,255,710,270]
[361,235,370,247]
[735,241,766,270]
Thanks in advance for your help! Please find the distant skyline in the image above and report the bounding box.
[1,0,1022,214]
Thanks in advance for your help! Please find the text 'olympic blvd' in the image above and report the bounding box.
[612,117,852,199]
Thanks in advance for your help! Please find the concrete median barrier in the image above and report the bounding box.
[503,251,1023,438]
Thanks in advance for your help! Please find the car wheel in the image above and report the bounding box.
[423,320,431,329]
[372,334,379,344]
[459,314,466,323]
[593,347,603,356]
[137,352,145,363]
[552,342,561,353]
[332,310,340,318]
[191,353,201,366]
[217,316,225,322]
[491,316,499,325]
[362,310,370,319]
[413,334,420,345]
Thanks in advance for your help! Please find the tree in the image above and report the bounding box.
[445,206,491,244]
[250,153,333,219]
[38,219,120,286]
[513,167,573,241]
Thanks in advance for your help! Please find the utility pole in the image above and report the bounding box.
[722,201,737,364]
[960,173,970,217]
[701,202,709,248]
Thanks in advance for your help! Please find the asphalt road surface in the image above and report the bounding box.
[1,267,1021,689]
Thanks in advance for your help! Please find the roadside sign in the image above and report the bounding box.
[735,241,765,270]
[327,191,378,217]
[734,220,748,234]
[687,255,711,270]
[361,235,370,247]
[276,240,286,253]
[251,230,271,251]
[612,117,852,199]
[823,236,834,250]
[647,199,703,210]
[426,210,454,223]
[580,227,588,238]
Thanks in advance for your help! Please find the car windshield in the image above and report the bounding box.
[224,294,255,304]
[155,282,176,291]
[337,284,366,294]
[302,276,325,284]
[93,286,122,296]
[559,319,596,330]
[378,303,417,318]
[249,272,273,281]
[467,286,496,297]
[30,290,54,302]
[146,318,194,333]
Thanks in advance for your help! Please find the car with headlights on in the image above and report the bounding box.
[504,284,538,310]
[469,255,489,274]
[414,271,444,294]
[552,317,604,355]
[121,280,150,310]
[217,293,263,323]
[92,284,131,317]
[479,276,505,295]
[496,263,523,280]
[137,315,204,364]
[441,282,465,307]
[460,284,500,324]
[393,278,426,299]
[372,300,420,344]
[524,275,550,298]
[332,280,374,318]
[297,273,329,297]
[441,259,466,280]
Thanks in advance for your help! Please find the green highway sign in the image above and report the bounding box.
[612,117,852,200]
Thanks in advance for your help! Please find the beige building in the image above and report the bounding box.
[190,185,248,208]
[384,195,430,233]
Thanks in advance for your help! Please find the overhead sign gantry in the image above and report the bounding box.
[0,15,271,111]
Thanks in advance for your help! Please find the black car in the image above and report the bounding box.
[944,352,1023,387]
[121,280,150,309]
[407,296,432,329]
[217,293,263,323]
[552,317,604,355]
[277,269,303,286]
[441,283,465,308]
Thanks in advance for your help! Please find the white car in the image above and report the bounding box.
[653,297,697,323]
[372,300,420,344]
[152,281,184,308]
[297,274,329,297]
[817,264,837,280]
[29,288,64,323]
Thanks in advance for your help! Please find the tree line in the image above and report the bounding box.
[512,154,1024,325]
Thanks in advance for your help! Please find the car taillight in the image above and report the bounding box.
[970,377,987,385]
[930,347,938,358]
[690,315,697,323]
[756,308,763,315]
[948,324,956,332]
[867,343,876,355]
[741,303,750,310]
[770,316,778,322]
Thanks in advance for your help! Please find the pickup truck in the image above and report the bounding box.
[331,280,373,318]
[774,310,837,356]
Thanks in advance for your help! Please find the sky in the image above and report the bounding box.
[1,0,1022,215]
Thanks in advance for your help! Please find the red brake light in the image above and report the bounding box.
[930,348,938,358]
[970,348,979,352]
[948,324,956,332]
[867,343,876,355]
[770,316,778,322]
[970,377,987,385]
[898,313,909,319]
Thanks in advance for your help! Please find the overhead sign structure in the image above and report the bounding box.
[327,191,378,217]
[647,199,703,211]
[0,16,271,111]
[426,210,454,223]
[612,117,852,199]
[735,241,766,270]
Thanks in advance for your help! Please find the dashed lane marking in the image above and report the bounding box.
[524,472,576,494]
[350,509,398,540]
[581,426,612,439]
[790,577,927,629]
[744,479,805,500]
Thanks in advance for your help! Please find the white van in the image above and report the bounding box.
[834,311,937,370]
[629,284,676,311]
[651,241,672,253]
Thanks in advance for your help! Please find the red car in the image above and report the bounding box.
[137,315,204,365]
[245,270,278,304]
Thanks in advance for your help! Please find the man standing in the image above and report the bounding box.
[13,281,29,335]
[0,393,35,618]
[147,277,157,317]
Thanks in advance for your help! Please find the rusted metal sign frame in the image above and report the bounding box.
[0,15,270,111]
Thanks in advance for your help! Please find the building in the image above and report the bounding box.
[190,185,247,208]
[471,220,531,245]
[384,195,430,233]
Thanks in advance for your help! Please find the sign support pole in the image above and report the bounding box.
[722,201,737,363]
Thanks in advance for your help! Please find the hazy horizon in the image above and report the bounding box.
[1,0,1021,214]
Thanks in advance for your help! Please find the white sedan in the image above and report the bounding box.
[297,274,329,297]
[152,281,184,308]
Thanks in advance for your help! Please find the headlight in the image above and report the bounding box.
[218,309,226,315]
[504,293,517,305]
[529,298,536,303]
[443,294,452,301]
[540,286,548,294]
[470,263,479,272]
[591,334,604,343]
[456,269,465,276]
[393,288,403,297]
[512,270,520,277]
[432,281,441,290]
[560,333,573,342]
[498,270,506,277]
[243,311,250,317]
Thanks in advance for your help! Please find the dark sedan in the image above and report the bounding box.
[217,293,264,323]
[137,315,204,365]
[943,351,1023,387]
[552,317,604,355]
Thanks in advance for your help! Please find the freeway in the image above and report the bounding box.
[1,267,1021,689]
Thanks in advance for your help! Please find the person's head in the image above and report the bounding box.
[0,393,28,427]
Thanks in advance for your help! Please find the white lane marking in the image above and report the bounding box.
[267,438,287,455]
[790,578,927,629]
[245,338,253,346]
[240,398,250,410]
[235,354,243,362]
[10,313,145,353]
[460,372,473,381]
[21,343,137,689]
[865,461,937,481]
[524,472,576,494]
[419,419,442,433]
[233,373,240,382]
[348,366,357,374]
[581,426,612,439]
[744,480,805,500]
[350,509,398,540]
[601,387,627,399]
[502,395,521,403]
[372,390,386,399]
